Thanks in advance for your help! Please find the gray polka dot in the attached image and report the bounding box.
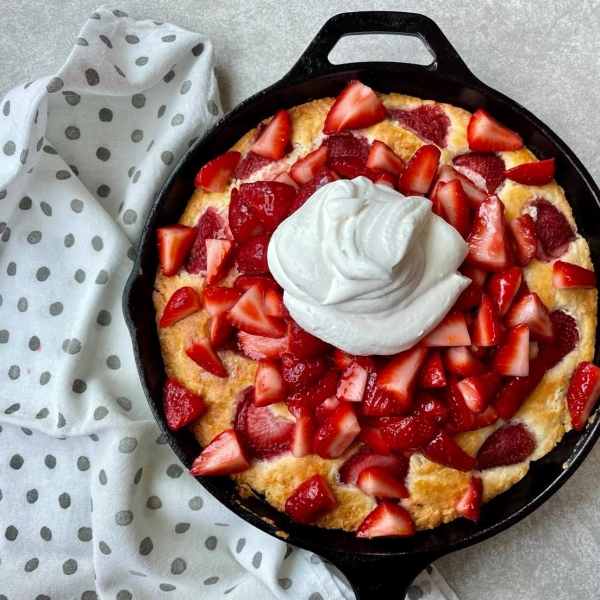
[28,231,42,244]
[49,302,63,316]
[72,379,87,393]
[63,338,82,355]
[45,454,56,468]
[82,592,98,600]
[123,209,137,224]
[22,427,32,436]
[131,129,143,142]
[207,100,219,116]
[37,136,44,151]
[77,456,90,471]
[35,266,50,281]
[59,493,71,508]
[41,201,52,216]
[6,525,18,540]
[85,68,100,86]
[278,578,293,590]
[163,70,175,84]
[74,269,85,283]
[29,336,40,351]
[3,141,16,155]
[43,145,57,154]
[70,199,85,216]
[26,489,38,503]
[58,412,66,428]
[132,93,146,108]
[147,496,162,509]
[3,101,10,116]
[8,365,20,380]
[156,433,167,445]
[89,433,99,441]
[204,577,219,586]
[166,464,183,478]
[205,536,217,550]
[99,35,112,48]
[90,11,100,19]
[0,330,8,343]
[171,558,186,575]
[189,496,203,510]
[96,147,110,162]
[0,189,5,199]
[408,585,424,600]
[115,510,133,526]
[310,554,321,564]
[117,592,132,600]
[180,80,192,94]
[162,34,176,42]
[117,396,132,411]
[133,467,143,484]
[119,437,137,453]
[175,523,190,533]
[5,402,20,414]
[113,9,127,16]
[224,588,236,595]
[99,469,107,485]
[91,236,103,251]
[97,184,110,198]
[139,537,153,555]
[76,37,88,46]
[160,584,176,592]
[157,105,167,118]
[19,196,32,209]
[135,56,149,66]
[147,141,155,152]
[56,170,71,180]
[63,91,81,106]
[7,262,16,276]
[25,558,39,572]
[171,114,184,126]
[99,541,111,554]
[236,538,245,553]
[129,571,145,577]
[65,125,81,140]
[161,151,174,165]
[192,42,204,56]
[1,225,10,242]
[95,270,109,284]
[36,408,49,419]
[47,77,64,93]
[97,310,111,326]
[106,355,120,370]
[94,406,109,421]
[20,148,28,164]
[18,297,28,312]
[78,527,92,542]
[63,558,77,575]
[99,108,113,122]
[125,35,139,44]
[252,551,262,568]
[40,526,52,541]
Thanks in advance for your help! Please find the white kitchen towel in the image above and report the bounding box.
[0,5,457,600]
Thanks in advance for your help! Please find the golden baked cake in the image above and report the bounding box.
[153,80,599,537]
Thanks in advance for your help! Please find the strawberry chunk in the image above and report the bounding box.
[286,369,340,415]
[553,261,597,290]
[289,168,338,214]
[453,153,506,194]
[288,321,331,358]
[263,288,289,318]
[251,109,291,160]
[443,346,487,377]
[467,109,523,152]
[234,151,272,180]
[532,198,576,261]
[435,164,486,207]
[472,294,506,346]
[358,426,391,455]
[238,181,295,231]
[508,214,538,267]
[420,310,471,347]
[421,430,477,472]
[323,80,386,134]
[412,392,449,425]
[357,466,409,499]
[379,415,439,451]
[273,171,299,190]
[163,378,205,431]
[315,397,341,426]
[281,354,328,392]
[373,172,395,187]
[194,151,241,192]
[322,133,371,161]
[567,361,600,431]
[457,372,502,414]
[486,267,523,317]
[504,292,554,342]
[234,274,281,292]
[333,348,353,371]
[206,239,234,284]
[460,264,489,287]
[228,187,263,243]
[397,145,441,195]
[289,146,329,185]
[435,180,471,238]
[365,140,405,178]
[387,104,450,148]
[186,337,227,378]
[186,207,230,274]
[471,405,500,431]
[418,350,447,388]
[227,284,286,338]
[444,379,476,433]
[356,501,415,538]
[237,330,290,360]
[203,286,243,317]
[329,155,375,180]
[467,195,513,272]
[159,286,202,328]
[157,224,196,277]
[454,282,485,311]
[337,361,369,402]
[236,233,271,274]
[493,324,530,377]
[210,313,233,347]
[284,475,337,524]
[537,310,579,370]
[455,477,483,521]
[504,158,555,186]
[291,409,315,458]
[254,360,287,407]
[313,402,361,459]
[339,445,408,485]
[362,371,406,416]
[189,429,250,476]
[476,422,536,470]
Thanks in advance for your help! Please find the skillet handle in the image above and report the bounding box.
[280,11,475,85]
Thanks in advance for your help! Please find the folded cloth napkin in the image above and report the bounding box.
[0,5,458,599]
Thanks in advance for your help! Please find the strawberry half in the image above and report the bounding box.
[288,321,331,358]
[285,474,337,524]
[486,267,523,317]
[206,239,234,284]
[228,187,263,243]
[159,286,202,328]
[421,310,471,347]
[418,350,447,388]
[227,284,286,338]
[163,378,205,431]
[397,144,441,195]
[434,179,471,238]
[290,146,329,185]
[472,294,506,346]
[202,286,243,317]
[444,346,487,377]
[421,430,477,472]
[357,466,409,499]
[194,151,241,192]
[493,324,530,376]
[455,476,483,521]
[323,80,386,134]
[313,402,361,459]
[467,109,523,152]
[239,181,296,231]
[186,337,227,378]
[157,224,196,277]
[237,331,290,360]
[379,415,439,451]
[251,109,292,160]
[338,445,408,485]
[476,422,536,470]
[290,410,315,458]
[365,140,405,178]
[358,426,391,455]
[504,292,554,341]
[264,288,290,319]
[504,158,555,186]
[508,213,538,267]
[337,361,369,403]
[552,261,597,290]
[457,372,502,414]
[356,501,415,538]
[254,360,287,407]
[567,361,600,431]
[189,429,250,476]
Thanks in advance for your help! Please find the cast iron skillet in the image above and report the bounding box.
[123,11,600,599]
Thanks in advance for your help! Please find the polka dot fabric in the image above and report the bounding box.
[0,6,456,600]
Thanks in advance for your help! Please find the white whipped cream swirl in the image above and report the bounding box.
[267,177,470,355]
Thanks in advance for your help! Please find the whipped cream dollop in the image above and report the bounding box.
[267,177,470,355]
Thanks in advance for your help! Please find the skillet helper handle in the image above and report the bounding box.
[281,11,475,84]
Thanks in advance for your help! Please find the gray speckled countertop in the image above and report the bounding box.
[3,1,600,598]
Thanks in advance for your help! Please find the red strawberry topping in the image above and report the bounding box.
[472,294,506,346]
[504,292,554,342]
[236,233,271,274]
[397,144,441,195]
[412,392,449,425]
[227,284,286,338]
[379,415,439,451]
[338,445,408,485]
[254,360,287,407]
[289,168,338,215]
[466,109,523,152]
[418,350,447,388]
[315,397,340,426]
[508,213,538,267]
[362,370,407,416]
[163,378,205,431]
[206,239,234,284]
[239,181,296,231]
[186,337,227,378]
[313,402,361,459]
[443,346,487,377]
[444,379,476,433]
[159,286,202,328]
[455,476,483,521]
[420,310,471,347]
[504,158,555,186]
[273,171,299,190]
[286,369,340,416]
[228,187,263,243]
[202,286,243,317]
[290,409,315,458]
[537,310,579,370]
[553,261,597,290]
[476,422,536,470]
[194,151,241,192]
[281,353,328,392]
[421,430,477,472]
[356,501,415,538]
[210,313,234,348]
[237,331,290,360]
[234,151,272,180]
[486,267,523,317]
[290,146,330,185]
[323,133,371,161]
[365,140,405,178]
[263,288,289,319]
[357,466,409,499]
[493,324,530,377]
[337,361,369,403]
[189,429,250,476]
[234,274,281,292]
[186,207,230,274]
[251,109,292,160]
[567,361,600,431]
[388,104,450,148]
[434,179,471,238]
[457,372,502,414]
[435,164,486,207]
[288,321,331,358]
[531,198,576,261]
[284,474,337,524]
[157,224,196,277]
[453,153,506,194]
[357,426,391,455]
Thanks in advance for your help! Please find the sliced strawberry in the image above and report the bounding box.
[504,292,554,342]
[460,264,489,288]
[273,171,299,190]
[329,155,373,180]
[444,379,476,433]
[186,208,231,274]
[454,152,506,194]
[435,164,487,207]
[486,267,523,317]
[189,429,250,476]
[313,402,361,459]
[471,404,500,430]
[186,337,227,378]
[467,195,512,271]
[537,310,579,370]
[435,180,471,238]
[567,361,600,431]
[206,239,234,284]
[322,133,371,161]
[238,181,295,231]
[157,224,196,277]
[285,475,337,524]
[365,140,405,178]
[333,349,353,371]
[210,313,233,347]
[237,330,290,360]
[476,422,536,470]
[553,261,597,290]
[290,410,315,458]
[289,146,329,185]
[203,286,243,317]
[339,445,408,485]
[418,350,447,389]
[227,284,286,338]
[358,426,391,455]
[323,80,386,134]
[454,282,485,311]
[397,145,441,195]
[356,501,414,538]
[163,378,205,431]
[467,109,523,152]
[254,360,287,407]
[379,415,439,451]
[508,213,538,267]
[456,477,483,521]
[194,151,241,192]
[443,346,487,377]
[264,288,290,318]
[228,188,263,243]
[504,158,555,186]
[251,109,291,160]
[373,172,396,188]
[421,310,471,347]
[493,324,530,377]
[362,371,406,416]
[472,294,506,346]
[281,353,328,393]
[286,369,340,415]
[457,372,502,414]
[357,466,409,499]
[234,274,281,292]
[289,168,338,214]
[388,104,450,147]
[234,151,272,180]
[337,362,369,402]
[159,286,202,328]
[315,396,340,425]
[422,430,476,471]
[288,321,331,358]
[532,198,576,261]
[236,233,271,274]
